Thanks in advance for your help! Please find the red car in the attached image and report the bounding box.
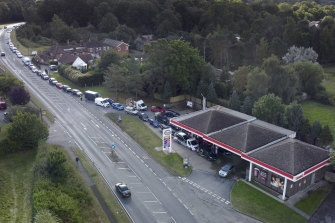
[151,106,165,113]
[56,83,63,89]
[0,101,7,110]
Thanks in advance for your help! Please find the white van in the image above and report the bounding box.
[95,97,110,107]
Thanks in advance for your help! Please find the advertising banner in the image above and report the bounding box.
[163,127,172,153]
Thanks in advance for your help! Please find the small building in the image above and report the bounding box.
[72,57,87,71]
[103,39,129,54]
[170,106,330,200]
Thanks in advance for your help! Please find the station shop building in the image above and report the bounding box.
[170,106,330,200]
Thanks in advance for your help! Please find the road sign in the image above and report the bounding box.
[112,144,116,149]
[42,110,47,115]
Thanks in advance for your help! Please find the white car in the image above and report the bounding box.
[219,163,234,177]
[125,106,139,115]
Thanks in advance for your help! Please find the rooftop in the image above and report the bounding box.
[249,138,329,175]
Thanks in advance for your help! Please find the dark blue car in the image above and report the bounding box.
[112,103,124,110]
[106,98,114,105]
[149,118,160,128]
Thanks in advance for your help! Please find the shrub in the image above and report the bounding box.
[58,65,103,87]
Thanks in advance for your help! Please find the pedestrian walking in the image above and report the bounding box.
[80,95,83,101]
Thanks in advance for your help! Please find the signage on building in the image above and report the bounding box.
[163,128,172,153]
[186,101,193,108]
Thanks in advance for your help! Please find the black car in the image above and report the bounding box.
[155,113,169,125]
[138,113,149,122]
[115,183,131,198]
[204,150,218,161]
[165,109,180,118]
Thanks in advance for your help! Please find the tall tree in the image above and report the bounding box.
[291,61,324,97]
[206,82,217,102]
[233,66,249,95]
[246,67,269,101]
[309,120,322,145]
[285,102,304,132]
[228,91,241,111]
[255,37,270,64]
[319,125,333,147]
[252,93,285,126]
[241,96,254,115]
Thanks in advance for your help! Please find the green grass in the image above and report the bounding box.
[294,184,333,215]
[0,150,36,223]
[302,100,335,143]
[72,147,131,223]
[11,31,50,56]
[231,181,306,223]
[106,113,191,176]
[29,92,54,123]
[0,124,9,141]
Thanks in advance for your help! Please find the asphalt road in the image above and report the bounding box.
[0,24,260,223]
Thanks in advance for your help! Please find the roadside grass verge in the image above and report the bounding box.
[11,31,50,56]
[231,181,306,223]
[72,147,131,223]
[0,150,36,223]
[106,113,191,176]
[294,184,333,215]
[0,124,9,141]
[302,100,335,144]
[29,92,54,123]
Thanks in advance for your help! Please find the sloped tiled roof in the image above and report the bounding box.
[103,39,129,47]
[179,110,246,134]
[79,54,93,64]
[58,54,77,65]
[249,139,329,175]
[210,122,286,153]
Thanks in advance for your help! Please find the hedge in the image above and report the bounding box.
[58,65,103,87]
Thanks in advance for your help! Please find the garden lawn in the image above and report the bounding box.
[231,181,306,223]
[0,150,36,223]
[107,113,191,176]
[302,100,335,143]
[295,184,333,215]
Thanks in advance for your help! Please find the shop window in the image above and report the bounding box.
[270,175,284,191]
[304,180,306,184]
[290,184,293,189]
[299,183,301,187]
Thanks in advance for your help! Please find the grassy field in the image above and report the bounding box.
[72,147,131,223]
[0,150,36,223]
[107,113,191,176]
[294,184,333,215]
[302,100,335,142]
[10,31,50,56]
[231,181,306,223]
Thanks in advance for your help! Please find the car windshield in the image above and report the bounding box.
[141,103,146,106]
[143,114,148,118]
[221,165,232,172]
[190,140,198,145]
[119,185,129,191]
[102,100,108,103]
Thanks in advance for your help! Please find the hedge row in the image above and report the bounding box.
[58,65,103,87]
